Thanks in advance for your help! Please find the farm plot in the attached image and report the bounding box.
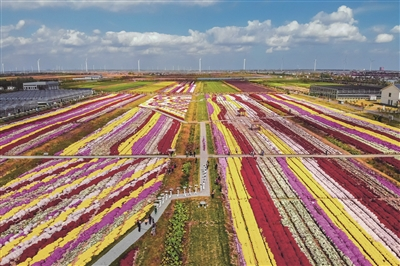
[225,80,275,93]
[60,107,181,156]
[202,81,239,93]
[129,81,176,93]
[94,81,154,92]
[0,100,184,265]
[0,94,144,158]
[208,93,400,265]
[0,157,168,266]
[252,93,400,169]
[139,94,192,121]
[159,81,196,93]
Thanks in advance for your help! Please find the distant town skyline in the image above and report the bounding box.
[1,1,399,71]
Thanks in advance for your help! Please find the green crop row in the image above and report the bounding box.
[161,202,189,266]
[132,81,176,93]
[202,81,237,93]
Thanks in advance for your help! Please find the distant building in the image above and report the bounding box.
[23,81,59,90]
[379,67,384,71]
[72,75,103,81]
[380,84,400,106]
[309,84,383,100]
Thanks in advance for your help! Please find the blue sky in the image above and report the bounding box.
[1,0,399,71]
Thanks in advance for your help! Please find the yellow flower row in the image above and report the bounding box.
[130,81,176,93]
[0,94,123,151]
[3,158,164,262]
[269,94,319,115]
[225,157,276,266]
[71,204,153,266]
[215,117,275,265]
[289,94,400,133]
[61,107,140,155]
[0,158,85,202]
[118,112,161,155]
[319,114,400,148]
[27,174,164,266]
[260,127,400,265]
[224,95,243,110]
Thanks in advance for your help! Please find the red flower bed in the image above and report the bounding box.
[241,157,311,265]
[221,113,310,264]
[316,158,400,238]
[157,119,180,154]
[119,247,139,266]
[226,80,275,93]
[232,94,400,241]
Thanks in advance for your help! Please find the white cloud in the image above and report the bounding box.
[390,25,400,33]
[206,20,271,46]
[0,20,26,37]
[313,5,355,24]
[375,33,394,43]
[15,20,26,30]
[0,5,374,68]
[265,6,365,52]
[371,25,385,33]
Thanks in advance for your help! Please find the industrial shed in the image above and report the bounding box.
[0,89,93,117]
[309,85,383,100]
[23,81,59,90]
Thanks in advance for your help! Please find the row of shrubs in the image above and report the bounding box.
[161,202,188,266]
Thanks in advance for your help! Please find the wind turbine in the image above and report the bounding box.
[243,59,246,71]
[314,59,317,72]
[1,63,4,74]
[85,57,88,72]
[369,58,374,71]
[138,59,140,72]
[37,59,41,73]
[199,58,201,73]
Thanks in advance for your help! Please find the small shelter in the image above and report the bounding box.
[237,107,246,116]
[250,119,261,130]
[168,148,176,156]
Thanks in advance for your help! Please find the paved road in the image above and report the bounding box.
[92,122,211,265]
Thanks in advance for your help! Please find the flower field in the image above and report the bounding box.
[207,93,400,265]
[139,94,192,121]
[159,81,196,93]
[129,81,176,93]
[1,81,399,266]
[0,93,184,265]
[0,157,168,265]
[60,107,181,156]
[0,93,144,158]
[225,80,275,93]
[251,93,400,169]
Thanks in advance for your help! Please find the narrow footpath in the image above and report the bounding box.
[93,122,210,265]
